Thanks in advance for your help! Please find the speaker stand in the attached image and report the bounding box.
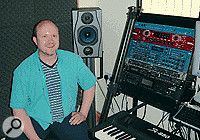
[84,58,96,138]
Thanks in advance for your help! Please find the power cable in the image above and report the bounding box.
[96,80,114,114]
[157,112,169,127]
[141,104,147,120]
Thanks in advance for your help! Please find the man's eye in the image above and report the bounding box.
[43,36,46,37]
[53,35,57,37]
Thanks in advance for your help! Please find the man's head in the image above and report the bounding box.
[33,20,59,56]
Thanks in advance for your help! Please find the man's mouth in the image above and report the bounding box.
[46,43,55,48]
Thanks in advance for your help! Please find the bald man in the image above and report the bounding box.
[9,20,96,140]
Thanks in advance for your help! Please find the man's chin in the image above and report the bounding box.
[46,50,57,56]
[39,49,57,57]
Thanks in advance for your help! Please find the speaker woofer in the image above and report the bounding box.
[78,26,98,45]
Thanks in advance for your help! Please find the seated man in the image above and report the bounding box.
[9,20,96,140]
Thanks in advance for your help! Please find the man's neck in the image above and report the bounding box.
[38,51,58,66]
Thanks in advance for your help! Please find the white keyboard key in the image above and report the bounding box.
[95,125,136,140]
[96,126,118,140]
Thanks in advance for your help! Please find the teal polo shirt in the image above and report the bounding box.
[10,49,96,130]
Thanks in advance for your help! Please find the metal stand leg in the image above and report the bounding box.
[85,58,96,138]
[132,98,138,116]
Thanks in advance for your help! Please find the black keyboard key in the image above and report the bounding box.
[123,135,134,140]
[107,128,119,135]
[125,136,135,140]
[103,125,115,132]
[115,132,127,139]
[118,134,130,140]
[110,130,122,136]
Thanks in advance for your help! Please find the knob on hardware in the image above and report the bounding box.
[143,30,150,36]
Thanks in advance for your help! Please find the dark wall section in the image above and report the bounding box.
[0,0,77,138]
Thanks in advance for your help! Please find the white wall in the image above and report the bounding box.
[79,0,200,132]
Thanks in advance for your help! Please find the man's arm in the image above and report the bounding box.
[13,108,41,140]
[69,84,96,125]
[80,84,96,118]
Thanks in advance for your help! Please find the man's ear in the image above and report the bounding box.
[32,36,38,45]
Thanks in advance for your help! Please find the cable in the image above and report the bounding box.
[161,112,170,129]
[125,95,128,111]
[161,112,166,129]
[156,112,169,127]
[163,113,169,122]
[179,127,186,139]
[96,80,115,114]
[96,79,122,115]
[170,121,176,134]
[188,128,191,140]
[110,100,115,114]
[179,127,185,139]
[172,124,180,135]
[121,94,125,110]
[168,120,170,132]
[96,80,106,98]
[113,96,121,112]
[196,131,200,140]
[168,119,187,139]
[195,131,198,140]
[181,127,188,139]
[141,104,147,120]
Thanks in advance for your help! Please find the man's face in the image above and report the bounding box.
[33,23,59,56]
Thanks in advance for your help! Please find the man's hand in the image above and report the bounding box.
[69,84,96,126]
[12,108,42,140]
[69,112,86,125]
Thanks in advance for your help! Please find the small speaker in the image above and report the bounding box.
[72,7,103,58]
[192,21,200,76]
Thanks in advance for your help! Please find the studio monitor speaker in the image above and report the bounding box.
[72,7,103,58]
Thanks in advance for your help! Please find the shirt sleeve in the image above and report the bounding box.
[75,56,97,90]
[10,67,28,109]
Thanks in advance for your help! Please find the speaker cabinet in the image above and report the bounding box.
[72,7,103,58]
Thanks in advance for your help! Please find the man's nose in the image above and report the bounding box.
[47,35,54,41]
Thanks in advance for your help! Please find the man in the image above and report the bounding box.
[9,20,96,140]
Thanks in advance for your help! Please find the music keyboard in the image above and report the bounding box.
[89,111,184,140]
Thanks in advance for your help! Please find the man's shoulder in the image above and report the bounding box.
[14,51,38,72]
[57,49,81,60]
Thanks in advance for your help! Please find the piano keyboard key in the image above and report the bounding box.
[124,137,136,140]
[115,132,127,139]
[103,125,114,132]
[125,136,136,140]
[110,130,122,136]
[113,131,125,138]
[115,132,136,140]
[118,134,130,140]
[95,125,136,140]
[107,128,119,135]
[96,125,116,140]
